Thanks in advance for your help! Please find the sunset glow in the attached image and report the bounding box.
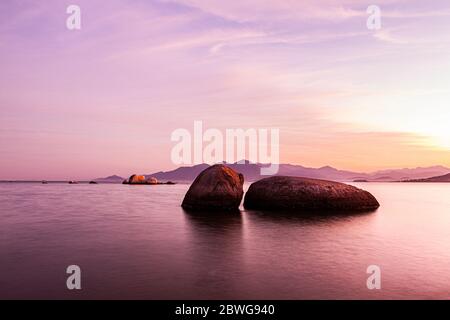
[0,0,449,179]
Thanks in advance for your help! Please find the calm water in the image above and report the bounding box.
[1,182,450,299]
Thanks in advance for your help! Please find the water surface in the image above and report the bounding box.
[1,182,449,299]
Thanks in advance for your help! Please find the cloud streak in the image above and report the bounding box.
[0,0,449,179]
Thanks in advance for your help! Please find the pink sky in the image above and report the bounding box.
[0,0,449,180]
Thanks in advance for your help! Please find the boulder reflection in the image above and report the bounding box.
[182,210,245,298]
[243,207,378,225]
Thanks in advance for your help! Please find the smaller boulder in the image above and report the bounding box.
[124,174,147,185]
[146,177,158,185]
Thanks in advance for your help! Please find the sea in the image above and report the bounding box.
[1,182,449,299]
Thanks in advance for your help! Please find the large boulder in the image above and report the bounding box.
[244,176,380,212]
[182,164,244,211]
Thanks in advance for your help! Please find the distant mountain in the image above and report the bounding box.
[146,162,362,182]
[148,164,210,182]
[403,173,450,183]
[369,166,450,181]
[145,162,450,182]
[94,175,124,183]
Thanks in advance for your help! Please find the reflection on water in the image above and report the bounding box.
[1,182,450,299]
[184,210,243,233]
[244,208,377,225]
[183,211,245,299]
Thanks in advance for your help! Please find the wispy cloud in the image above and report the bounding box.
[1,0,450,179]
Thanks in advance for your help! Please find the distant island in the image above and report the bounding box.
[122,174,176,185]
[402,173,450,183]
[94,175,125,183]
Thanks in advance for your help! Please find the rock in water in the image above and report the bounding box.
[244,176,380,212]
[125,175,146,184]
[182,164,244,211]
[146,177,158,185]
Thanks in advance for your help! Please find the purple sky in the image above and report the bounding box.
[1,0,450,180]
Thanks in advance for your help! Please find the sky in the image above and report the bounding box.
[0,0,449,180]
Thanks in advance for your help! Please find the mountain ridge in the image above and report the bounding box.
[403,173,450,183]
[94,175,125,182]
[142,162,450,182]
